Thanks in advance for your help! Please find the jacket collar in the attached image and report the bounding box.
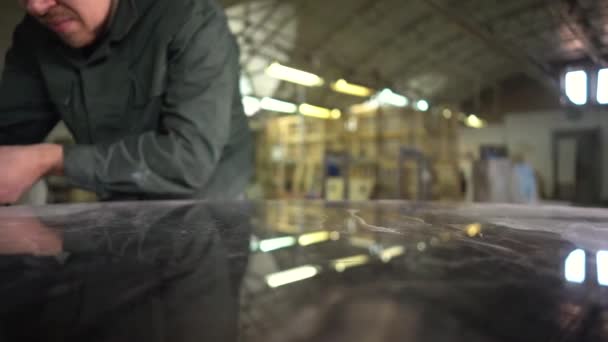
[108,0,139,43]
[80,0,138,64]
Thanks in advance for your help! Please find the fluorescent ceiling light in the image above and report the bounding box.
[598,251,608,286]
[565,249,586,284]
[266,265,319,288]
[331,79,373,97]
[298,231,331,246]
[266,62,324,87]
[442,109,453,119]
[259,236,296,252]
[598,69,608,104]
[416,99,429,112]
[249,237,259,252]
[299,103,341,120]
[376,88,409,107]
[260,97,298,114]
[350,100,379,115]
[239,75,254,96]
[565,70,588,105]
[466,114,485,129]
[242,96,261,116]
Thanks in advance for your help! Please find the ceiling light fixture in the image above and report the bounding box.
[416,99,430,112]
[299,103,341,120]
[242,96,261,116]
[376,88,409,107]
[266,62,324,87]
[442,109,453,119]
[331,79,374,97]
[260,97,298,114]
[466,114,485,129]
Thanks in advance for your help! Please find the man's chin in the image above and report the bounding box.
[58,34,95,49]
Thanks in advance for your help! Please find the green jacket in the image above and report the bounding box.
[0,0,253,200]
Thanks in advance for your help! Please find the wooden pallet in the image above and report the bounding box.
[256,105,461,200]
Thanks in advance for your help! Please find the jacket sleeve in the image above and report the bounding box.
[63,4,243,199]
[0,21,59,145]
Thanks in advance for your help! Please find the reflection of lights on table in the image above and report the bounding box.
[259,236,297,252]
[298,231,330,246]
[439,232,451,242]
[597,251,608,286]
[466,223,482,237]
[330,231,341,241]
[332,255,370,272]
[350,236,375,248]
[565,249,586,284]
[266,265,320,288]
[381,246,405,263]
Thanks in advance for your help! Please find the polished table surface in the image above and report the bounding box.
[0,201,607,341]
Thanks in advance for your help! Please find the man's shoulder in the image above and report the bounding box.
[134,0,220,18]
[132,0,228,38]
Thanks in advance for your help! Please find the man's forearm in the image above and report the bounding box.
[0,144,64,204]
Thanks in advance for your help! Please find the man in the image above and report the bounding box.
[0,0,253,203]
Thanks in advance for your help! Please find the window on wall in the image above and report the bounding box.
[564,70,588,106]
[562,67,608,106]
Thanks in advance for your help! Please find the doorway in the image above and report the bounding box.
[553,129,602,206]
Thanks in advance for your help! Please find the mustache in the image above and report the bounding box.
[38,7,78,24]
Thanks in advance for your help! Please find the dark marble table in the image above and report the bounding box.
[0,201,606,341]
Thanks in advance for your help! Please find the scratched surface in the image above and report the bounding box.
[0,201,606,341]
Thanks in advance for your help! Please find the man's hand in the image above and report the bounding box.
[0,212,63,256]
[0,144,63,204]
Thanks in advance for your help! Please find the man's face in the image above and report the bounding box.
[19,0,113,48]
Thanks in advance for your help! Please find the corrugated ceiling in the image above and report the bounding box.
[223,0,608,108]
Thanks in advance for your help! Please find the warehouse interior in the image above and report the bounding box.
[1,0,608,206]
[2,3,608,339]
